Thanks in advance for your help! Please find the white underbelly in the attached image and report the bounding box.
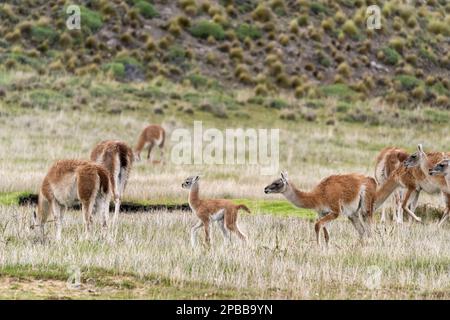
[51,175,78,206]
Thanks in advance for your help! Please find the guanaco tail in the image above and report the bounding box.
[33,160,112,240]
[134,124,165,162]
[182,176,250,247]
[90,140,134,220]
[264,171,377,245]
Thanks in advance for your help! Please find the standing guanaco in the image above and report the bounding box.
[134,124,165,163]
[429,159,450,225]
[90,140,133,221]
[403,144,450,226]
[33,160,112,240]
[182,176,250,247]
[264,172,377,245]
[374,147,408,223]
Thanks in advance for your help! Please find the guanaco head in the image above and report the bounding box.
[182,175,200,189]
[403,144,425,168]
[264,171,289,194]
[429,159,450,176]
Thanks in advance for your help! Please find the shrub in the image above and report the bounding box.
[382,47,401,65]
[135,1,159,19]
[79,6,103,33]
[236,23,262,40]
[31,26,58,43]
[389,37,405,54]
[189,20,225,40]
[395,75,422,90]
[187,73,209,88]
[103,62,125,78]
[251,4,272,22]
[310,2,328,15]
[342,20,359,38]
[428,20,449,36]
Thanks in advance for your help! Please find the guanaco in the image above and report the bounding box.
[374,147,408,223]
[403,144,450,226]
[134,124,165,162]
[264,172,377,245]
[429,159,450,225]
[375,145,447,223]
[33,160,112,240]
[90,140,133,220]
[182,176,250,247]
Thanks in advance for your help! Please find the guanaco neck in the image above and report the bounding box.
[282,182,319,210]
[188,182,201,210]
[374,173,401,210]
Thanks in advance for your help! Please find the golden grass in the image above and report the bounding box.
[0,205,449,299]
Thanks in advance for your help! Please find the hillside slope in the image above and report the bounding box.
[0,0,449,107]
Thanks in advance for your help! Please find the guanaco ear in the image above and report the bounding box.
[280,171,288,182]
[417,144,424,153]
[193,175,200,182]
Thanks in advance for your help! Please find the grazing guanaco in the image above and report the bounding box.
[134,124,165,163]
[429,159,450,225]
[90,140,133,220]
[33,160,112,240]
[182,176,250,247]
[403,144,450,226]
[264,172,377,245]
[374,147,408,223]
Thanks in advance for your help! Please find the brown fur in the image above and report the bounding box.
[90,140,133,208]
[134,125,165,161]
[183,177,249,246]
[403,146,450,225]
[36,160,112,239]
[375,151,448,222]
[374,147,409,222]
[265,172,376,245]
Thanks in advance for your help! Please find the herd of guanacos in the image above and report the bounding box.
[31,122,450,246]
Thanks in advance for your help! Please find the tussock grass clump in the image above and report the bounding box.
[189,20,225,40]
[251,4,272,22]
[79,5,103,33]
[134,1,159,19]
[236,23,262,41]
[428,19,450,36]
[337,62,351,78]
[342,20,359,38]
[381,47,401,65]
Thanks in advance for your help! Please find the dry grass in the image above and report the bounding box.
[1,72,450,299]
[0,205,449,299]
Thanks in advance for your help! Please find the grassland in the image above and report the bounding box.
[0,69,450,299]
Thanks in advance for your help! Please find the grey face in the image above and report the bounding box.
[264,178,287,194]
[403,152,420,168]
[429,160,449,176]
[182,176,199,189]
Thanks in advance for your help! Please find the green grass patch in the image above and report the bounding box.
[102,62,125,79]
[80,6,103,33]
[134,1,158,19]
[235,23,262,40]
[29,89,66,108]
[31,26,58,44]
[320,84,356,99]
[189,20,225,40]
[382,47,401,65]
[0,191,33,206]
[232,199,316,219]
[394,75,423,90]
